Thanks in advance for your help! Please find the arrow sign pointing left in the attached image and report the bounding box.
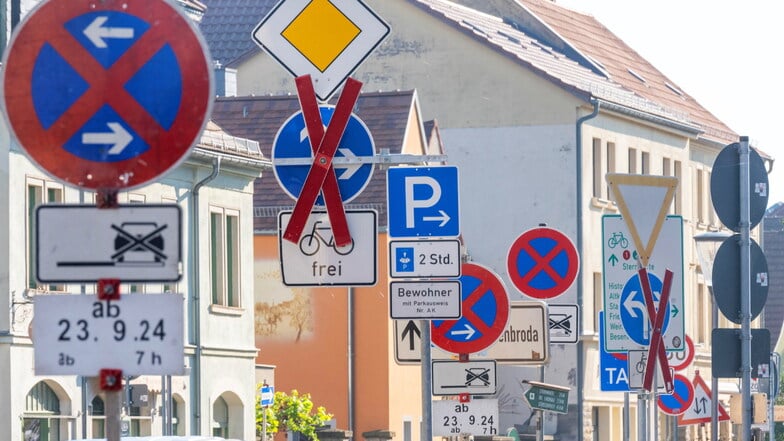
[84,16,135,48]
[82,122,133,154]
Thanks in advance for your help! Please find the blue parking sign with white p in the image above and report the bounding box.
[387,166,460,237]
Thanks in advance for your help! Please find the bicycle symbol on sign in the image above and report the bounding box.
[635,352,647,374]
[299,220,355,256]
[608,232,629,249]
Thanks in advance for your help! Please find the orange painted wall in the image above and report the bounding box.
[254,232,413,437]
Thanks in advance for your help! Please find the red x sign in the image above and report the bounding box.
[640,268,674,393]
[282,75,363,246]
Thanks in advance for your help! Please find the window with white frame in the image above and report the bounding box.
[210,207,240,307]
[641,151,650,174]
[696,168,706,224]
[27,178,65,292]
[592,138,615,200]
[628,147,638,174]
[673,160,682,215]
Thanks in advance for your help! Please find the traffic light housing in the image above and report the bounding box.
[752,392,768,424]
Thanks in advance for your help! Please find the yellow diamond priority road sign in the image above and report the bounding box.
[253,0,389,101]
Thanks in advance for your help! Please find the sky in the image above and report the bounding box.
[554,0,784,206]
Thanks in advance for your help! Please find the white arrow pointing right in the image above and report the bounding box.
[82,122,133,155]
[450,324,476,340]
[422,210,451,227]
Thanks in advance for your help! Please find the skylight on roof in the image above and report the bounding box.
[665,82,685,97]
[627,68,647,84]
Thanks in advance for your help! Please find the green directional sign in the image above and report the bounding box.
[523,381,569,414]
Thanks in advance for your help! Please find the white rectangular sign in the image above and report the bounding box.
[475,301,549,364]
[36,204,182,282]
[33,294,184,376]
[388,240,461,278]
[627,350,670,391]
[432,360,496,396]
[279,210,377,286]
[549,304,580,344]
[602,215,685,352]
[390,281,461,319]
[433,399,499,436]
[393,303,549,365]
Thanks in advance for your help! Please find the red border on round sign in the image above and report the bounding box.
[431,262,510,354]
[506,227,579,299]
[657,374,694,416]
[1,0,213,190]
[668,334,694,371]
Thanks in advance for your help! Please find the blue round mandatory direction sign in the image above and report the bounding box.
[272,106,375,205]
[658,374,694,416]
[620,272,670,346]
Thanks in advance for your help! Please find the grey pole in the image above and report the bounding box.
[739,136,752,441]
[421,320,432,441]
[712,293,719,441]
[769,352,780,438]
[637,393,647,441]
[623,392,630,441]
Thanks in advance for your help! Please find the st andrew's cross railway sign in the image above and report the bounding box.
[252,0,389,102]
[506,227,579,300]
[431,262,510,355]
[1,0,212,190]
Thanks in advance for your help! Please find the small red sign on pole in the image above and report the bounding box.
[282,76,363,246]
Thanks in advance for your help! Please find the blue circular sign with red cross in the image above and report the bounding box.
[657,374,694,416]
[1,0,212,190]
[506,227,579,299]
[431,262,510,354]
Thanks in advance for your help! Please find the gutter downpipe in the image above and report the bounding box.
[348,287,355,433]
[575,99,599,441]
[190,156,222,435]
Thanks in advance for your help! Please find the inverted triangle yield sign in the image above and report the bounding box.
[606,174,678,267]
[677,372,730,425]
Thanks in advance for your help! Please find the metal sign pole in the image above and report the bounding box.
[420,320,433,441]
[739,136,752,441]
[623,392,630,441]
[711,292,719,441]
[637,393,647,441]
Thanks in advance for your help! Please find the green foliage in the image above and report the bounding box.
[256,387,332,441]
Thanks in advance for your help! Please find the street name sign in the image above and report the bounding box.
[252,0,389,102]
[394,302,548,365]
[279,210,377,286]
[387,166,460,238]
[36,204,181,283]
[389,239,461,278]
[433,399,499,436]
[33,293,184,376]
[2,0,212,190]
[432,360,497,396]
[523,381,569,414]
[602,215,684,352]
[390,281,461,319]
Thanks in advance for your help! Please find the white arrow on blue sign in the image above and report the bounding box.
[272,106,375,204]
[386,166,460,237]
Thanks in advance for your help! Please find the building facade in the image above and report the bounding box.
[198,0,770,440]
